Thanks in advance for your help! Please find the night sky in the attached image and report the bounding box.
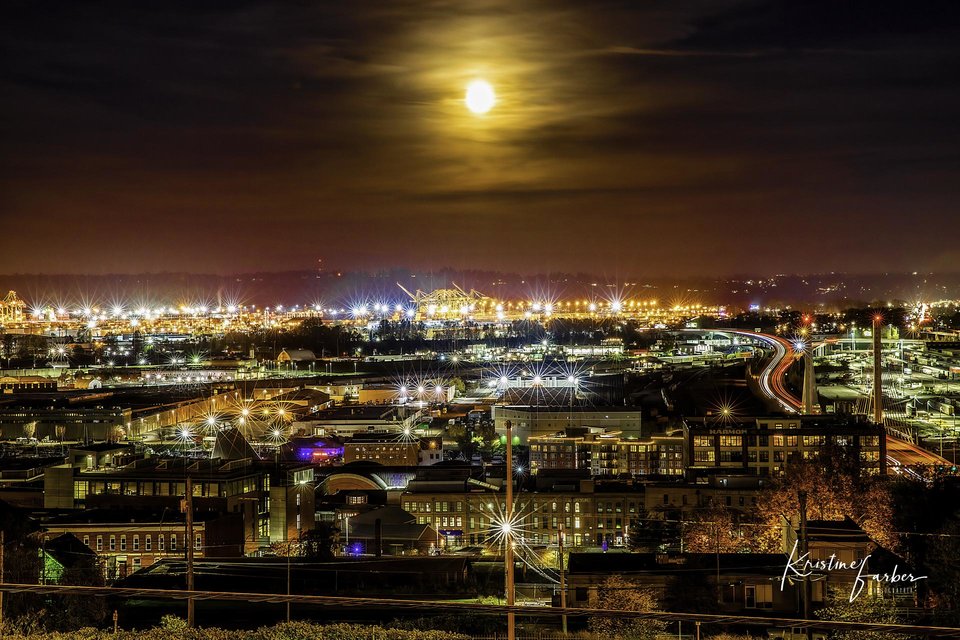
[3,1,959,277]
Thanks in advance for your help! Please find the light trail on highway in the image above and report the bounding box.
[726,329,950,469]
[725,330,802,413]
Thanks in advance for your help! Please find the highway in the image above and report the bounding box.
[887,437,949,467]
[726,330,802,413]
[725,329,949,469]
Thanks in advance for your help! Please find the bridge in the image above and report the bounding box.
[682,329,949,469]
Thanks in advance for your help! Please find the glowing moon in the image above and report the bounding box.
[465,80,496,114]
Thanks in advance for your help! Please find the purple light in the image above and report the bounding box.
[295,445,343,461]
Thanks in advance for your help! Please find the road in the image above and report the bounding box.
[725,329,950,469]
[726,330,802,413]
[887,437,949,466]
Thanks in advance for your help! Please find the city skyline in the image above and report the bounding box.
[4,1,960,276]
[5,3,960,637]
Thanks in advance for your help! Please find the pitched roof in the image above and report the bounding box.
[278,349,317,361]
[211,427,260,461]
[42,532,96,567]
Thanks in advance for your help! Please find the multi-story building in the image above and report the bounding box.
[298,405,407,437]
[643,475,767,514]
[0,400,131,441]
[528,431,684,477]
[43,454,315,550]
[528,434,588,473]
[0,375,58,392]
[343,432,419,466]
[684,416,886,479]
[41,508,243,580]
[402,475,647,549]
[492,405,642,444]
[342,433,444,466]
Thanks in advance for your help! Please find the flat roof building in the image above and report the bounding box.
[492,405,642,445]
[683,415,886,479]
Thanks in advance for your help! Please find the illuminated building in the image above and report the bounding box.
[397,283,491,321]
[41,509,242,580]
[0,290,25,324]
[492,405,642,444]
[44,456,314,552]
[684,416,886,478]
[528,431,685,477]
[343,433,443,466]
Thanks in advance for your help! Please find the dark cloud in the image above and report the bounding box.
[674,0,960,51]
[1,0,958,277]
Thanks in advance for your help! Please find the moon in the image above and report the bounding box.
[465,79,496,114]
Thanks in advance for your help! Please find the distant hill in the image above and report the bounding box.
[0,269,957,309]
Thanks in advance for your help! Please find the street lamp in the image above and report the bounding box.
[505,420,515,640]
[287,478,313,623]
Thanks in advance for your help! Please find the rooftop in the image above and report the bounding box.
[568,552,788,576]
[45,507,225,526]
[309,406,398,421]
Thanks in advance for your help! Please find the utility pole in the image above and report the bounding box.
[873,315,883,425]
[185,476,195,627]
[505,420,515,640]
[559,523,567,634]
[715,521,721,605]
[798,490,811,639]
[286,542,292,623]
[1,529,5,629]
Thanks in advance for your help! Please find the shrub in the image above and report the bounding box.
[0,621,472,640]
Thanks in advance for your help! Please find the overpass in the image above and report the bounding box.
[682,329,949,469]
[680,328,801,413]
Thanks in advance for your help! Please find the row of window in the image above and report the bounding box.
[84,533,202,553]
[403,501,465,513]
[416,516,465,527]
[662,493,758,507]
[693,434,882,448]
[73,477,270,503]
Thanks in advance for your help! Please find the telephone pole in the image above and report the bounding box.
[185,476,195,627]
[1,529,5,629]
[873,315,884,425]
[558,523,567,634]
[798,490,811,639]
[505,420,515,640]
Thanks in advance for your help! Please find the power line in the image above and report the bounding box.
[1,582,958,637]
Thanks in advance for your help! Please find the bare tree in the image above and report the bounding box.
[589,575,665,640]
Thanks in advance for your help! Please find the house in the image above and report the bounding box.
[782,517,922,605]
[566,552,801,616]
[342,505,440,555]
[39,532,99,584]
